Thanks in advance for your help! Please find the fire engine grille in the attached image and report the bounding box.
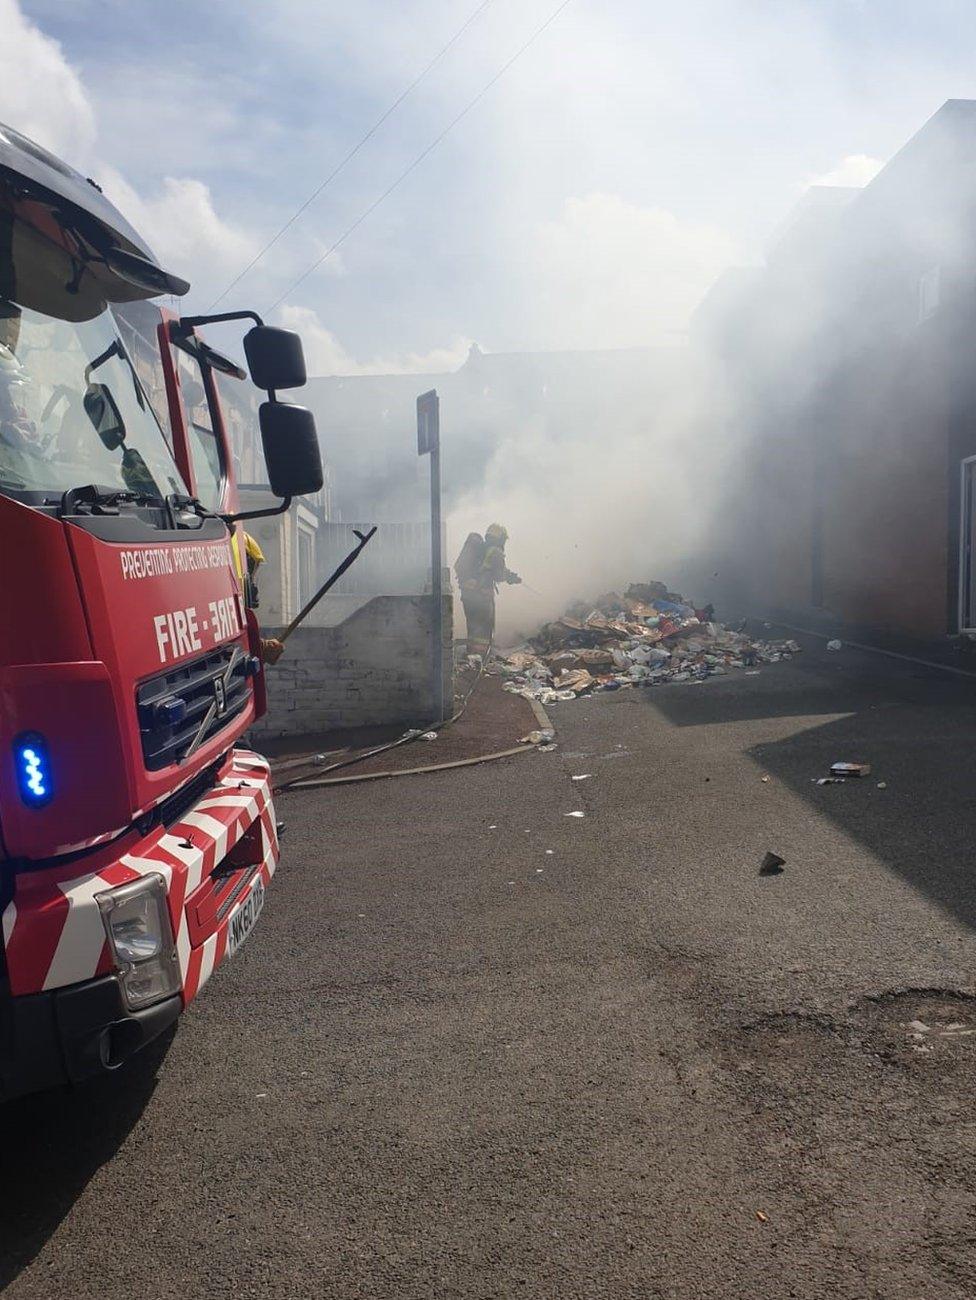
[136,644,251,770]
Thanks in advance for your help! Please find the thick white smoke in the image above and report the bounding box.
[445,346,735,644]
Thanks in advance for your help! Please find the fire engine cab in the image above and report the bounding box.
[0,121,323,1097]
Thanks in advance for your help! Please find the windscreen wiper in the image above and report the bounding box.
[60,483,163,516]
[58,483,221,530]
[170,329,247,380]
[166,492,222,530]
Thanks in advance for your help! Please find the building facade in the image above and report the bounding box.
[697,100,976,640]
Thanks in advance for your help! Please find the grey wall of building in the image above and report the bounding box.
[248,594,453,741]
[691,98,976,639]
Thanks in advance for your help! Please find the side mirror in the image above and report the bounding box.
[260,401,323,498]
[84,382,126,451]
[244,326,307,391]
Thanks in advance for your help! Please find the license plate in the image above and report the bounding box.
[225,874,265,958]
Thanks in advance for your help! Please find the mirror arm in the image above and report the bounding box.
[84,339,121,383]
[221,495,292,526]
[176,310,265,332]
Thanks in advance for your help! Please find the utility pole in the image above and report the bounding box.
[417,389,444,723]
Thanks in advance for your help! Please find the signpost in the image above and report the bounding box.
[417,389,444,723]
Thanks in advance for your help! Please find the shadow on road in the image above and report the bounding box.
[642,646,976,932]
[0,1028,174,1288]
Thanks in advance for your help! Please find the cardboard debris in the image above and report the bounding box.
[552,668,596,695]
[505,651,543,672]
[573,648,617,670]
[493,582,802,704]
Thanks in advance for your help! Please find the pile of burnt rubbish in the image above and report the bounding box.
[490,582,800,704]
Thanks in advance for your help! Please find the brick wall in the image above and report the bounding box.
[248,594,453,741]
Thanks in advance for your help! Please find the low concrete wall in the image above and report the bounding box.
[249,594,453,741]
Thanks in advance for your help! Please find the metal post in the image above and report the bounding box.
[430,440,444,723]
[417,390,443,723]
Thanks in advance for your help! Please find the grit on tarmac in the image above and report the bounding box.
[3,632,976,1299]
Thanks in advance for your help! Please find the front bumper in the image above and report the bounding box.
[2,749,278,1003]
[0,972,181,1101]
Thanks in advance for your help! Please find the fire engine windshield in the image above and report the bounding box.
[0,299,184,504]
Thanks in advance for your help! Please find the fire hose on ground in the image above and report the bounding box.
[274,635,500,794]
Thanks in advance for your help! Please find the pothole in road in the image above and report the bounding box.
[732,1011,845,1079]
[730,989,976,1081]
[856,988,976,1061]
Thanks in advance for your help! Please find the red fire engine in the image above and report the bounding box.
[0,121,323,1097]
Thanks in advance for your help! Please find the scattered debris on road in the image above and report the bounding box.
[831,761,872,778]
[814,762,876,785]
[759,851,786,876]
[493,583,801,702]
[827,639,843,651]
[903,1008,976,1051]
[519,729,556,745]
[420,731,438,741]
[756,1211,769,1224]
[571,773,592,781]
[565,810,586,818]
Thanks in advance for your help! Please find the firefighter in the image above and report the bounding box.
[454,522,521,657]
[231,530,285,664]
[0,342,36,451]
[0,304,40,457]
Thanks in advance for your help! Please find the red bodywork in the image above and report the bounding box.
[0,312,277,1059]
[0,314,262,861]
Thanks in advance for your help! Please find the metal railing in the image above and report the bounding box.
[319,520,443,594]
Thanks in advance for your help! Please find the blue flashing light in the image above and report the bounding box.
[14,733,52,808]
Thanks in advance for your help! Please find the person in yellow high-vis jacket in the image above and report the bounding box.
[231,530,284,664]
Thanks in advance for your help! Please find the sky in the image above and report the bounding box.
[3,0,976,374]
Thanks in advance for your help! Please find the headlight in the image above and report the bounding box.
[96,873,181,1010]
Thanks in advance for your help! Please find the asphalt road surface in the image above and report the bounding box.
[4,632,976,1299]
